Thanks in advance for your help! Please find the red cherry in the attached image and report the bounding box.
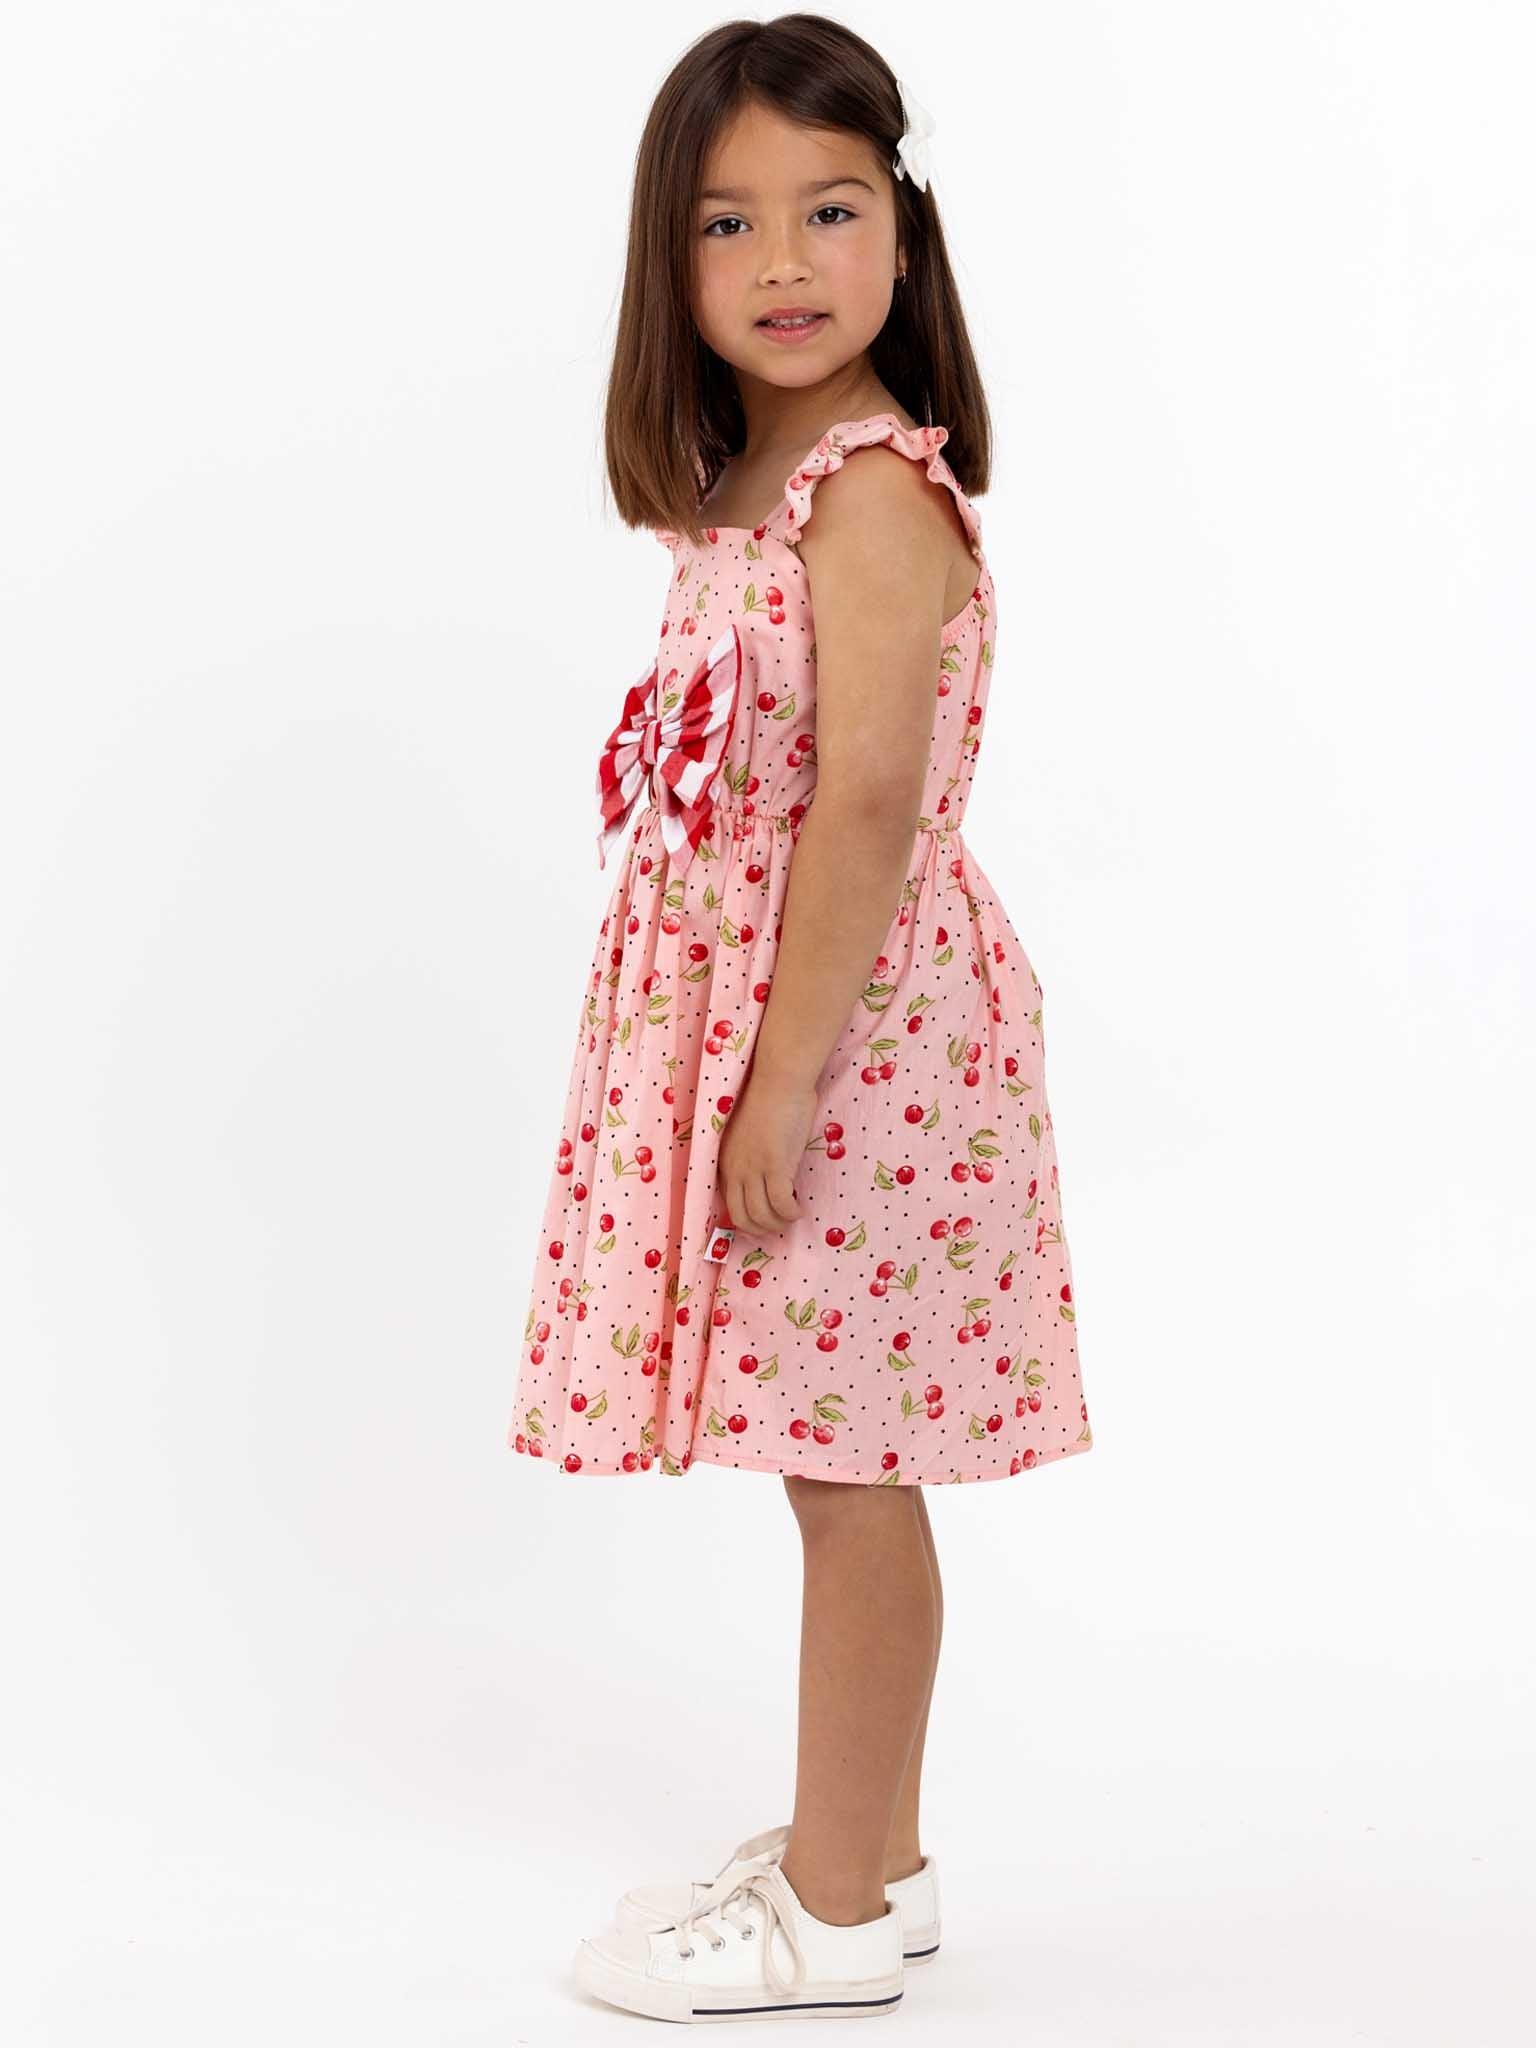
[893,1332,912,1351]
[880,1451,898,1471]
[820,1308,843,1328]
[953,1216,974,1235]
[570,1392,587,1412]
[926,1402,944,1420]
[743,1269,762,1288]
[951,1163,971,1181]
[986,1414,1003,1433]
[904,1103,924,1124]
[895,1166,916,1185]
[789,1418,811,1440]
[564,1453,582,1472]
[923,1383,943,1402]
[1061,1283,1073,1303]
[1022,1447,1038,1468]
[825,1227,845,1247]
[728,1413,748,1434]
[548,1240,564,1260]
[876,1260,896,1278]
[739,1354,758,1374]
[756,691,777,712]
[815,1332,838,1352]
[622,1451,639,1471]
[824,1122,844,1142]
[929,1219,950,1239]
[811,1423,834,1445]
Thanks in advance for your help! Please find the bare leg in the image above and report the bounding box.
[885,1487,942,1882]
[775,1474,941,1925]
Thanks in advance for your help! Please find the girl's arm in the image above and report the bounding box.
[718,449,961,1237]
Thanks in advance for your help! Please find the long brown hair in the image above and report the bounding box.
[602,14,992,551]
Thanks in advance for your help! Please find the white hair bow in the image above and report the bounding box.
[891,78,936,191]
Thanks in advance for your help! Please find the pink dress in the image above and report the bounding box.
[509,412,1094,1485]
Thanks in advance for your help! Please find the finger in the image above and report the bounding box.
[765,1173,801,1227]
[743,1172,775,1235]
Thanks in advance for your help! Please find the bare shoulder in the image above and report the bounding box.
[791,443,958,626]
[795,441,958,555]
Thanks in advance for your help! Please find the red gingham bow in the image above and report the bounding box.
[595,624,742,871]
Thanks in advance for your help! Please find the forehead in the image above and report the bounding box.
[698,102,881,200]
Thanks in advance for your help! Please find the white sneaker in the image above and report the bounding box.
[615,1824,942,1966]
[576,1853,905,2022]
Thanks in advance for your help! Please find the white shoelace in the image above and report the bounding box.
[715,1823,790,1874]
[671,1858,807,1998]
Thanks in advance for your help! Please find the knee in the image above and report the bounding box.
[782,1471,914,1538]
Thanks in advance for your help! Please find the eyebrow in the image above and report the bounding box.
[697,175,878,203]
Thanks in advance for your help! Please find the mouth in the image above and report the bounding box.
[756,311,830,344]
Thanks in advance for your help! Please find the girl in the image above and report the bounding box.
[510,14,1094,2024]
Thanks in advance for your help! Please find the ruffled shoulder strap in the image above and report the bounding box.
[778,413,984,561]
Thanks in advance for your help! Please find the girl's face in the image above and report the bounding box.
[692,101,903,396]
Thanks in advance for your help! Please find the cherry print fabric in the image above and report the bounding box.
[510,413,1094,1485]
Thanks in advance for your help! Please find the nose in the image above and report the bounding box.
[758,242,813,286]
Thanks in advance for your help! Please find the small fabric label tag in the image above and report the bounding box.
[703,1223,736,1264]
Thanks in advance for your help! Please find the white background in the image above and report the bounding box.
[2,4,1533,2043]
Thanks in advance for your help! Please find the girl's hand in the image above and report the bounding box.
[717,1069,820,1235]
